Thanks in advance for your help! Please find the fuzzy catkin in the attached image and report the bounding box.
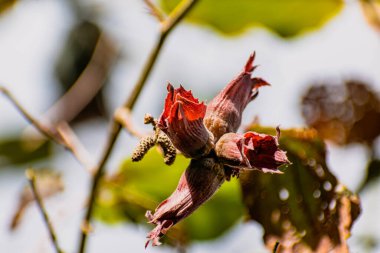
[131,136,156,162]
[157,133,176,165]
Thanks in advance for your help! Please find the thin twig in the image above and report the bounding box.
[144,0,166,22]
[42,33,117,124]
[76,1,198,252]
[25,169,64,253]
[360,0,380,32]
[56,122,95,173]
[0,87,91,170]
[273,241,280,253]
[0,87,64,144]
[114,107,145,138]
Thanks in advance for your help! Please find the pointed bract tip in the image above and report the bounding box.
[276,126,281,139]
[166,83,174,92]
[261,168,284,174]
[244,52,256,73]
[145,210,153,222]
[252,77,270,88]
[179,84,185,91]
[251,51,256,63]
[284,156,292,165]
[249,78,270,101]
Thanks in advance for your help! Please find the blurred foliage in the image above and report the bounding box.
[240,126,360,252]
[56,21,100,89]
[96,148,244,245]
[9,169,64,230]
[0,136,51,167]
[0,0,17,15]
[97,127,360,250]
[160,0,343,37]
[357,159,380,193]
[301,79,380,192]
[54,20,106,122]
[360,0,380,33]
[301,80,380,146]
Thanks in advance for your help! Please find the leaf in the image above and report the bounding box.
[160,0,343,37]
[0,0,17,15]
[301,80,380,146]
[357,159,380,193]
[10,169,64,230]
[240,126,360,253]
[96,147,244,245]
[0,136,52,167]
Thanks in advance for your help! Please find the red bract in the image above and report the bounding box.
[215,128,290,173]
[204,52,269,141]
[145,158,225,247]
[158,84,214,158]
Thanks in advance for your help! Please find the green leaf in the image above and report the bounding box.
[240,126,360,252]
[96,147,244,244]
[0,136,52,167]
[160,0,343,37]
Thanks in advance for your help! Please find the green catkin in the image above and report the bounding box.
[156,133,176,165]
[131,136,156,162]
[133,114,177,165]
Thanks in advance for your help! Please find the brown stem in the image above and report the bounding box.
[273,241,280,253]
[26,169,64,253]
[143,0,166,22]
[114,107,146,138]
[0,87,64,144]
[42,33,117,124]
[56,122,95,173]
[76,1,199,252]
[0,87,92,170]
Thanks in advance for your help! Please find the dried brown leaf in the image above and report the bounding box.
[301,80,380,146]
[240,126,360,253]
[10,169,64,230]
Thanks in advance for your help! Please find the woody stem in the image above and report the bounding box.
[76,1,199,253]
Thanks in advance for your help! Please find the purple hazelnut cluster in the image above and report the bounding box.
[145,53,290,247]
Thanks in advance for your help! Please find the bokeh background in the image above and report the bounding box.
[0,0,380,252]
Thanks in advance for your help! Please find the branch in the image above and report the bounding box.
[114,107,146,138]
[0,87,64,144]
[56,122,95,174]
[144,0,166,22]
[42,33,117,124]
[361,0,380,32]
[26,169,64,253]
[0,87,92,171]
[273,241,280,253]
[77,1,199,252]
